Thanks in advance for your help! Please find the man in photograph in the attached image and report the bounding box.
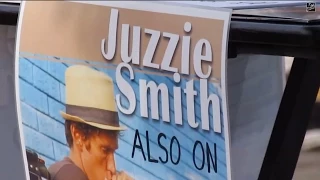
[48,65,133,180]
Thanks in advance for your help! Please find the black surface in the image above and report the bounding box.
[0,3,18,26]
[234,4,320,22]
[258,58,320,180]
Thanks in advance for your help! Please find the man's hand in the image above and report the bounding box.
[112,171,134,180]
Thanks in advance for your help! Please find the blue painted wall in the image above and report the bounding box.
[19,55,227,180]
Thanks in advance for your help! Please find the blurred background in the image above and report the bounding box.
[284,57,320,180]
[233,3,320,179]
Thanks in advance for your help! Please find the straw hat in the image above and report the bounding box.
[60,65,126,131]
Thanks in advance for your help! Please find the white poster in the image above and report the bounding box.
[15,1,232,180]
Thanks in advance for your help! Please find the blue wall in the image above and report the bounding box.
[19,55,227,180]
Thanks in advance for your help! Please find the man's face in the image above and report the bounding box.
[80,131,118,180]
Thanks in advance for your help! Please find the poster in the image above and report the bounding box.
[15,1,232,180]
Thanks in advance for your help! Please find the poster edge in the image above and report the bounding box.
[220,11,233,180]
[71,1,231,20]
[14,1,30,180]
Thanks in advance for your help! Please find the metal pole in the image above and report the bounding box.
[258,58,320,180]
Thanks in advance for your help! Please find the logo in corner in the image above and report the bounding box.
[306,2,316,12]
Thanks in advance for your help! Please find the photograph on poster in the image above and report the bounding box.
[19,54,226,180]
[16,1,232,180]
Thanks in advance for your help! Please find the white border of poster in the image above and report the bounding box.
[15,2,29,179]
[15,1,232,180]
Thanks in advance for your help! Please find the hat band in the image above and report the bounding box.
[66,104,120,127]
